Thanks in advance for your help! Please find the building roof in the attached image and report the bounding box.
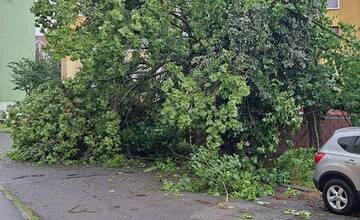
[327,109,348,117]
[35,36,47,45]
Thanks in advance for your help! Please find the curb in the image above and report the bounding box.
[0,185,40,220]
[279,184,316,193]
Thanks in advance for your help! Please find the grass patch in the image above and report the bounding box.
[0,186,40,220]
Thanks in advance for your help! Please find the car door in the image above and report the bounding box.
[339,136,360,189]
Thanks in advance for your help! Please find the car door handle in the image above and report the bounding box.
[345,159,357,165]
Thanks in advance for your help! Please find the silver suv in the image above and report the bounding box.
[314,127,360,214]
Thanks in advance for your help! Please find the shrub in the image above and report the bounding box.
[144,157,180,173]
[191,148,273,200]
[105,155,129,168]
[120,121,180,156]
[162,147,273,200]
[160,147,315,199]
[6,83,121,165]
[267,148,316,188]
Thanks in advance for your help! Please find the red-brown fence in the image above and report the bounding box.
[278,111,351,153]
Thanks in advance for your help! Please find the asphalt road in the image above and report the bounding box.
[0,191,23,220]
[0,133,358,220]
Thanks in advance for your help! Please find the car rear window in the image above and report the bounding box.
[338,136,360,154]
[352,137,360,154]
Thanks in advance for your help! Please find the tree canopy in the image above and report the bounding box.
[30,0,360,151]
[6,0,360,200]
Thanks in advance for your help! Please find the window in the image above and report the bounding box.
[351,137,360,154]
[327,0,339,9]
[338,136,356,151]
[338,136,360,154]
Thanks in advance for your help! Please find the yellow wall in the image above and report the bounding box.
[61,56,82,79]
[61,16,86,79]
[326,0,360,38]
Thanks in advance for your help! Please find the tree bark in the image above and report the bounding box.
[304,107,321,148]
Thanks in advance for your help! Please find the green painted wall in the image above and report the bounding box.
[0,0,35,107]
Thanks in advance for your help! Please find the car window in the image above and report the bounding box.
[352,137,360,154]
[338,136,356,152]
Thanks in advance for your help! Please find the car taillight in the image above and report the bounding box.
[314,152,326,164]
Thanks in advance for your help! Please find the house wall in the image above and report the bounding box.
[61,16,86,79]
[326,0,360,37]
[0,0,35,111]
[61,56,83,79]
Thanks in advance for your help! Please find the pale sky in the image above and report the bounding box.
[35,27,43,36]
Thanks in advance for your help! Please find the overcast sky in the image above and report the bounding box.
[35,27,43,36]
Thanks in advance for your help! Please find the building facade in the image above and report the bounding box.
[326,0,360,37]
[35,36,48,60]
[61,16,85,79]
[0,0,35,111]
[61,56,83,79]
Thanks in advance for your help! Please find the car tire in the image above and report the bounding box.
[322,179,357,215]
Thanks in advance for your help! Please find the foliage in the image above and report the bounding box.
[282,187,301,199]
[144,157,180,174]
[120,121,180,156]
[159,148,313,200]
[7,58,60,95]
[240,214,254,219]
[160,148,273,200]
[30,0,309,159]
[190,147,273,200]
[104,155,128,168]
[352,115,360,126]
[284,209,312,219]
[9,0,359,200]
[334,24,360,116]
[5,82,121,165]
[0,123,10,133]
[162,180,181,193]
[267,148,316,188]
[160,0,304,157]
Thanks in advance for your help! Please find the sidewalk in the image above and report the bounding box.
[0,190,23,220]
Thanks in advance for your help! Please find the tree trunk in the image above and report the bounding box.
[304,107,321,148]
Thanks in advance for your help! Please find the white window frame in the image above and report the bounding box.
[327,0,340,9]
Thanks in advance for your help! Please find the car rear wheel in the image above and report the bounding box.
[323,179,356,215]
